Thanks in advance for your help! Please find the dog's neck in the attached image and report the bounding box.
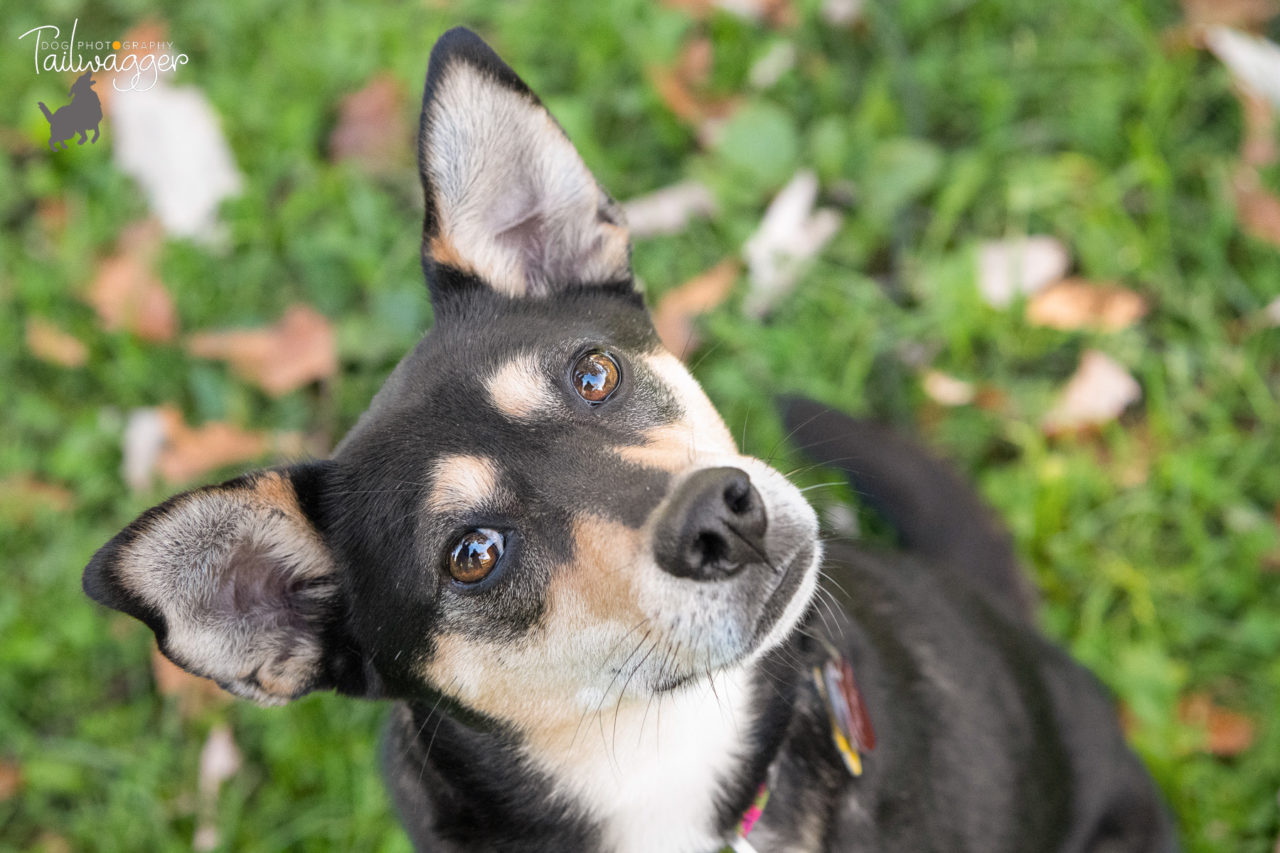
[405,638,807,852]
[521,664,760,852]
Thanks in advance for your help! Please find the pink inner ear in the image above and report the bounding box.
[221,541,332,635]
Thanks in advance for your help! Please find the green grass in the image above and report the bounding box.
[3,0,1279,850]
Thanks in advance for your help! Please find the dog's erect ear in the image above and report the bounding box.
[83,463,369,705]
[417,27,632,299]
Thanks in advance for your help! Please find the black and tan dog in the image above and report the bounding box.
[83,28,1177,852]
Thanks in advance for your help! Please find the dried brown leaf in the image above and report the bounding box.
[1041,350,1141,435]
[648,35,739,129]
[151,646,230,717]
[154,406,273,485]
[0,474,74,517]
[1026,279,1149,332]
[329,73,411,173]
[187,304,337,396]
[921,370,976,407]
[26,318,88,367]
[653,259,740,356]
[1179,692,1257,757]
[1183,0,1279,33]
[0,760,21,802]
[1233,167,1280,246]
[1239,88,1278,168]
[36,199,70,236]
[85,221,177,342]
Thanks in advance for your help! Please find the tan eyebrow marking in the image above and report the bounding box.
[486,352,559,420]
[641,351,737,454]
[616,424,695,472]
[428,454,501,514]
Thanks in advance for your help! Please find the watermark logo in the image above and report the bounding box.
[19,19,190,151]
[38,70,102,151]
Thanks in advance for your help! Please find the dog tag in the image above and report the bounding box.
[813,654,875,777]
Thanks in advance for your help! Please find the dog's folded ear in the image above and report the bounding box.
[83,463,371,705]
[417,27,632,299]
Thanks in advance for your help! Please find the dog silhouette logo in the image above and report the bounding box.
[38,70,103,151]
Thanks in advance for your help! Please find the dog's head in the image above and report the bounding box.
[70,71,95,96]
[83,28,820,739]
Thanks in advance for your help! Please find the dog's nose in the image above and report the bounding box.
[653,467,768,581]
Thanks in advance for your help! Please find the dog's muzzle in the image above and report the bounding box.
[652,467,768,581]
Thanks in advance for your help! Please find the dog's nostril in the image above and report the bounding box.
[692,531,730,567]
[723,478,754,515]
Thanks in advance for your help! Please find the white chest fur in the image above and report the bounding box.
[522,666,755,853]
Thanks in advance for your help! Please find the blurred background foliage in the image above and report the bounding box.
[2,0,1279,850]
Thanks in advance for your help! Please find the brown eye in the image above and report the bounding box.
[573,351,620,403]
[448,528,505,584]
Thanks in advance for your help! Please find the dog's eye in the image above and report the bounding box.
[448,528,504,584]
[573,350,620,404]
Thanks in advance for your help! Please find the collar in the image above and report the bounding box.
[718,642,875,852]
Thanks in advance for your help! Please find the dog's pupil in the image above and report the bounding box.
[574,351,619,403]
[450,528,503,583]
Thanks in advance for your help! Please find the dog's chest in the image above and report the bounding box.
[522,669,756,853]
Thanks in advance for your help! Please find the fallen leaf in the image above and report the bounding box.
[821,0,865,26]
[1026,279,1149,332]
[742,170,843,317]
[1233,168,1280,246]
[621,180,718,238]
[1238,88,1277,169]
[329,73,410,174]
[156,408,274,485]
[648,34,739,137]
[661,0,795,26]
[85,221,178,342]
[1179,693,1257,756]
[31,834,70,853]
[36,198,70,236]
[0,474,75,517]
[921,370,976,407]
[122,407,168,492]
[653,259,740,356]
[197,724,241,797]
[25,318,88,367]
[187,304,337,396]
[123,405,291,489]
[152,646,230,717]
[111,74,243,242]
[1041,350,1142,434]
[1263,295,1280,326]
[0,760,21,802]
[1180,0,1278,31]
[194,724,242,852]
[748,42,796,89]
[976,235,1070,308]
[1205,26,1280,106]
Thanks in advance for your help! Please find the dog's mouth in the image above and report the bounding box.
[636,480,819,695]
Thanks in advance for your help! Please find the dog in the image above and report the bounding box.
[83,27,1178,852]
[39,70,103,151]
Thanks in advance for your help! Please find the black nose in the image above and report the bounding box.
[653,467,768,581]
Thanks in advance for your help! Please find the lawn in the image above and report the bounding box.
[2,0,1278,850]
